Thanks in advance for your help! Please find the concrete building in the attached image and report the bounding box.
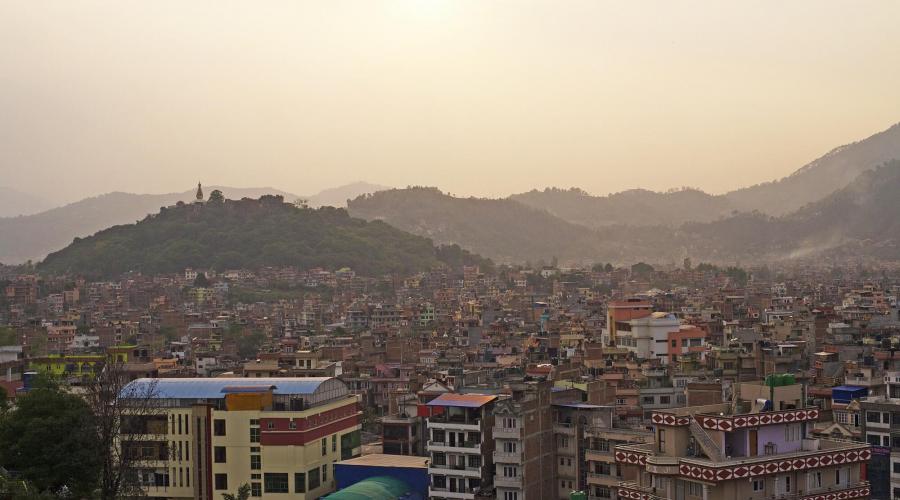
[492,381,555,500]
[615,382,871,500]
[119,377,361,500]
[425,393,498,499]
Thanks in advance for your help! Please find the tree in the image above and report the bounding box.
[194,272,211,287]
[222,483,251,500]
[85,362,163,500]
[208,189,225,203]
[0,385,102,497]
[0,326,16,346]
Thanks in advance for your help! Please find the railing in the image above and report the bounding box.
[688,419,724,461]
[616,481,666,500]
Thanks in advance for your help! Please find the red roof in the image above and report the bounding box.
[425,393,497,408]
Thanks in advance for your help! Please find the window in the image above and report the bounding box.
[894,462,900,474]
[868,434,882,446]
[658,429,666,452]
[659,396,671,405]
[596,486,611,498]
[214,474,228,491]
[503,441,517,453]
[213,446,226,463]
[503,492,519,500]
[433,475,446,489]
[503,466,518,477]
[266,421,275,430]
[687,481,702,497]
[560,436,569,448]
[178,414,183,434]
[250,427,260,443]
[251,474,261,480]
[332,435,337,452]
[250,446,260,453]
[885,412,892,423]
[503,417,517,429]
[808,471,822,489]
[264,473,289,493]
[321,438,327,456]
[250,454,261,470]
[468,455,481,468]
[432,453,446,466]
[868,411,881,423]
[785,423,801,442]
[752,479,764,492]
[250,483,261,497]
[308,468,320,490]
[322,465,328,484]
[295,472,307,492]
[250,419,259,425]
[288,420,297,430]
[213,419,226,436]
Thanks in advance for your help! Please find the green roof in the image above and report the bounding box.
[323,476,414,500]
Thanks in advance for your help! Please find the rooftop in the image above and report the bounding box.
[425,392,497,408]
[120,377,340,399]
[337,454,428,469]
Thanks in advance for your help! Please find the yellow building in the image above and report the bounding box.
[120,377,361,500]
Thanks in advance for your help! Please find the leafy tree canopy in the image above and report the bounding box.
[0,386,102,497]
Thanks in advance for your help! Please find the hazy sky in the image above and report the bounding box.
[2,1,900,203]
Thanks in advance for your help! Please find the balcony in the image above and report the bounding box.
[428,418,481,432]
[795,481,870,500]
[586,448,614,462]
[586,473,619,487]
[428,486,476,499]
[493,450,522,464]
[616,481,666,500]
[554,422,576,436]
[494,475,523,488]
[493,426,523,440]
[427,440,482,454]
[428,463,482,478]
[615,440,872,484]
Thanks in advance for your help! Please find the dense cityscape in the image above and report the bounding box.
[2,201,899,499]
[4,1,900,499]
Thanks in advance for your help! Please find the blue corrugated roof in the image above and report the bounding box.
[120,377,332,399]
[832,385,868,392]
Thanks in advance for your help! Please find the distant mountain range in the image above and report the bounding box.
[350,161,900,265]
[39,195,487,278]
[0,183,389,264]
[7,121,900,268]
[0,187,53,217]
[511,123,900,228]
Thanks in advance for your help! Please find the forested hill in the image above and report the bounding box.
[38,195,490,278]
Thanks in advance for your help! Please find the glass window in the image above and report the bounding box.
[214,446,226,463]
[250,483,261,497]
[308,468,321,490]
[250,427,260,443]
[214,474,227,491]
[295,473,306,493]
[213,419,226,436]
[264,473,289,493]
[250,454,261,470]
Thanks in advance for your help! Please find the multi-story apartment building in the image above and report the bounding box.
[860,396,900,500]
[120,377,361,500]
[492,381,555,500]
[585,415,652,500]
[615,382,871,500]
[425,393,497,499]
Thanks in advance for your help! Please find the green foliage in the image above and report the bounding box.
[221,483,251,500]
[0,386,102,497]
[0,326,17,346]
[208,190,225,203]
[630,262,654,276]
[39,196,489,278]
[224,325,267,359]
[193,272,211,287]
